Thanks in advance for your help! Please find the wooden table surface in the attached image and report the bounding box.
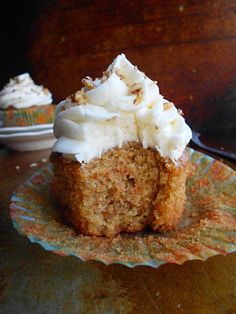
[0,145,235,314]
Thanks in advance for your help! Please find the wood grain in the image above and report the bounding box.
[26,0,236,129]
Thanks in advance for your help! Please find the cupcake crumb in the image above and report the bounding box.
[178,109,184,116]
[15,165,20,171]
[30,163,38,168]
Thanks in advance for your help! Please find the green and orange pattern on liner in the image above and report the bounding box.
[10,148,236,268]
[0,105,55,127]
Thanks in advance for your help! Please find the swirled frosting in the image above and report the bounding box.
[0,73,52,109]
[53,54,192,163]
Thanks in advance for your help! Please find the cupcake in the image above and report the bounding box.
[0,73,55,127]
[50,54,192,237]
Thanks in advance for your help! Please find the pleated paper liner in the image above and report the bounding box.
[0,105,55,127]
[10,148,236,268]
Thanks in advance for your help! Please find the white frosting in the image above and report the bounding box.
[0,73,52,109]
[53,54,192,163]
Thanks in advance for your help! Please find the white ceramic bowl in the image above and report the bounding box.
[0,129,56,151]
[0,123,53,134]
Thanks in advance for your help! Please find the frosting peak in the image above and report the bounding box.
[53,54,192,163]
[0,73,52,109]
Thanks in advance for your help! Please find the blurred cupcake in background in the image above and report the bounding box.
[0,73,55,127]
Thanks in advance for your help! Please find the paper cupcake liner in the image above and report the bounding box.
[10,148,236,268]
[0,105,55,127]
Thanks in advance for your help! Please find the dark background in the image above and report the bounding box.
[0,1,38,84]
[0,0,235,150]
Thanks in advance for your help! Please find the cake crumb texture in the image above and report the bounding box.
[50,143,188,237]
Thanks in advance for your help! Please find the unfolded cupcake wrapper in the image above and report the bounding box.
[0,104,55,127]
[10,148,236,268]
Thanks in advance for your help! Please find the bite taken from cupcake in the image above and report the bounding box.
[0,73,55,127]
[50,54,192,238]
